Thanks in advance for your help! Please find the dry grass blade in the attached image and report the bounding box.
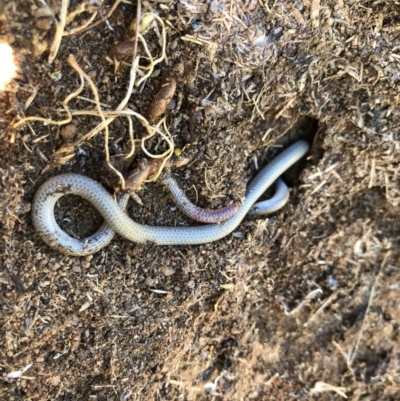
[13,0,173,186]
[64,11,99,36]
[310,382,348,399]
[64,0,102,36]
[48,0,70,63]
[67,54,126,189]
[67,0,123,36]
[141,118,174,182]
[12,75,84,129]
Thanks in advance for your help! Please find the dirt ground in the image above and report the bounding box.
[1,0,400,400]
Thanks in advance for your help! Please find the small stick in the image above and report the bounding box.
[48,0,70,63]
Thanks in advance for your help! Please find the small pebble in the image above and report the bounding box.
[60,123,77,141]
[35,18,52,30]
[88,70,97,79]
[133,308,143,317]
[145,276,156,287]
[169,40,178,51]
[49,375,61,386]
[162,266,175,276]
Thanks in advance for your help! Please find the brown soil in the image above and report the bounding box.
[1,1,400,400]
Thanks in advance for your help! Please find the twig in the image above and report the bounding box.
[48,0,70,63]
[67,0,123,36]
[67,54,126,189]
[64,11,99,36]
[116,0,141,110]
[13,74,84,128]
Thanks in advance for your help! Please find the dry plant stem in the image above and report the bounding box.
[125,115,135,159]
[146,15,167,65]
[65,3,168,175]
[135,34,155,86]
[117,0,141,110]
[137,33,153,67]
[48,0,70,63]
[134,14,167,86]
[12,75,85,129]
[142,118,174,182]
[67,1,143,162]
[76,96,110,108]
[66,2,87,24]
[67,0,123,36]
[67,54,126,189]
[24,86,38,110]
[67,109,154,136]
[68,109,155,147]
[15,0,171,184]
[64,10,99,36]
[67,110,173,166]
[72,63,139,144]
